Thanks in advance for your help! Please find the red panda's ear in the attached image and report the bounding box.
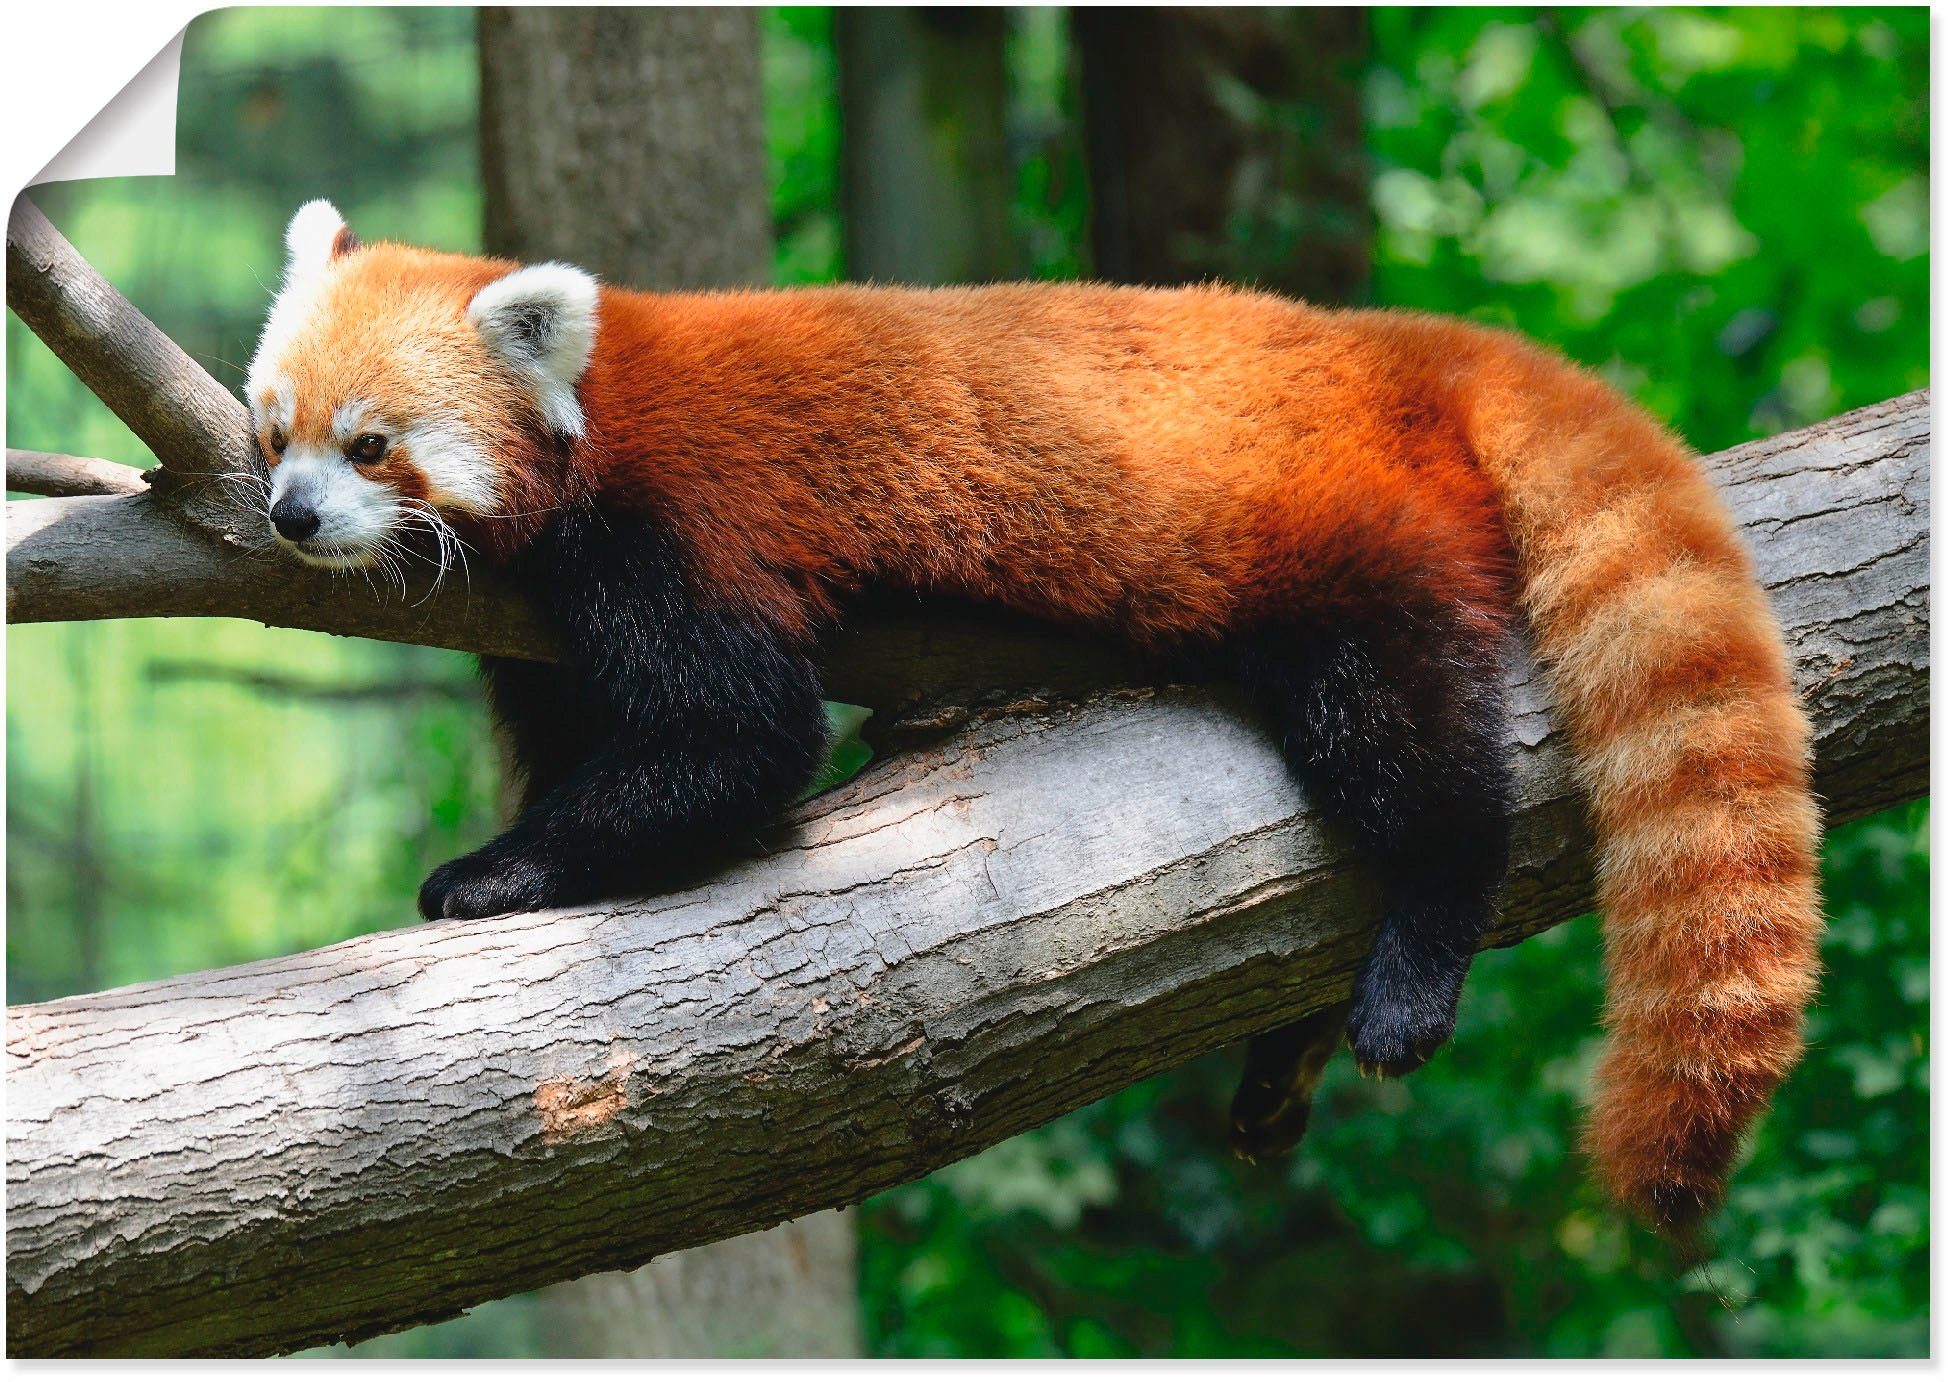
[468,263,600,437]
[283,199,358,282]
[248,202,358,404]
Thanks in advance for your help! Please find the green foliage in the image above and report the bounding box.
[1004,8,1091,280]
[5,622,499,1001]
[805,701,875,799]
[764,6,842,285]
[4,4,1926,1359]
[1364,7,1927,446]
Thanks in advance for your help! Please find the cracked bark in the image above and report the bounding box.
[4,389,1928,1356]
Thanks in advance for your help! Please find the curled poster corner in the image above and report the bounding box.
[32,26,186,187]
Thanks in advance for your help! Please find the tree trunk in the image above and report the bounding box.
[533,1211,859,1358]
[838,7,1013,284]
[478,8,857,1357]
[1073,7,1371,302]
[479,7,770,290]
[5,392,1928,1357]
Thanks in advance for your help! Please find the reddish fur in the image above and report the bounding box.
[273,239,1823,1231]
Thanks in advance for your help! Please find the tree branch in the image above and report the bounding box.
[5,449,148,498]
[6,490,555,662]
[4,389,1928,1356]
[143,659,475,705]
[7,201,245,479]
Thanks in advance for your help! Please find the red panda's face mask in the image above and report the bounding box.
[245,200,598,572]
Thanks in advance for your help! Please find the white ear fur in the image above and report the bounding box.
[468,263,600,437]
[284,199,351,282]
[247,200,353,400]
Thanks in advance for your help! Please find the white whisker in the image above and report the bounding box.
[396,497,475,599]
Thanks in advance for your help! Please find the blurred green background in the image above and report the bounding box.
[5,5,1927,1359]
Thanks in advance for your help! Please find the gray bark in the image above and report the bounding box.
[5,389,1928,1357]
[6,477,1159,740]
[838,8,1013,284]
[479,7,770,290]
[4,200,255,535]
[6,449,147,498]
[6,489,550,661]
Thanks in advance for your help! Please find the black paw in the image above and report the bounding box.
[1345,981,1457,1080]
[1228,1075,1313,1164]
[418,847,563,921]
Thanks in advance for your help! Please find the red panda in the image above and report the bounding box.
[246,199,1822,1237]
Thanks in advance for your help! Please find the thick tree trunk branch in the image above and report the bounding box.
[6,490,553,660]
[4,390,1928,1356]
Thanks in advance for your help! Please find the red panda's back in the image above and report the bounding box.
[577,281,1505,646]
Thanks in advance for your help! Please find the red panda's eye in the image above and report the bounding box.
[267,427,288,457]
[347,433,388,464]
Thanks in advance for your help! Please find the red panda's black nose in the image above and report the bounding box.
[271,498,321,542]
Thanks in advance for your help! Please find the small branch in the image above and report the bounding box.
[6,449,150,499]
[6,198,257,532]
[144,659,476,705]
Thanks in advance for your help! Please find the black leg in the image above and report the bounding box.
[478,654,601,810]
[1229,1000,1351,1162]
[420,506,831,921]
[1239,605,1512,1080]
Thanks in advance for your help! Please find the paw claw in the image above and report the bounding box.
[1227,1094,1313,1163]
[1345,997,1455,1080]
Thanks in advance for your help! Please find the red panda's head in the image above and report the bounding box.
[245,200,597,569]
